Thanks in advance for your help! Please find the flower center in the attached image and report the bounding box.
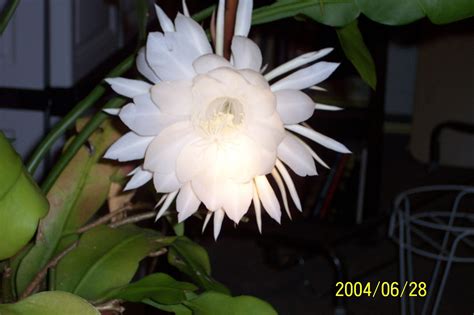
[197,97,245,137]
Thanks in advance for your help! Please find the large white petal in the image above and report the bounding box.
[254,175,281,223]
[231,36,262,72]
[234,0,252,37]
[136,47,161,83]
[239,69,269,88]
[241,87,276,119]
[207,67,249,88]
[271,62,339,92]
[153,172,182,193]
[264,48,333,81]
[245,112,285,151]
[277,133,317,176]
[275,89,315,124]
[120,94,187,136]
[174,13,212,55]
[105,77,151,98]
[104,132,153,162]
[176,182,201,222]
[221,181,253,224]
[154,4,174,32]
[175,140,206,183]
[146,32,196,81]
[285,124,351,153]
[125,166,152,191]
[191,171,223,211]
[151,80,194,116]
[193,54,231,74]
[144,122,197,172]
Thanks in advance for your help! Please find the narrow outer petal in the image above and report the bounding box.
[213,208,225,239]
[155,4,174,32]
[125,167,152,191]
[285,124,351,153]
[271,62,340,92]
[254,175,281,223]
[264,48,334,81]
[105,78,151,98]
[234,0,252,37]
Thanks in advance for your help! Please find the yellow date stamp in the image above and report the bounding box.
[335,281,427,298]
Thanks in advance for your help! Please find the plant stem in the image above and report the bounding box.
[94,299,125,314]
[223,0,238,59]
[76,203,154,234]
[1,263,13,303]
[0,0,20,34]
[40,97,126,193]
[109,211,157,228]
[148,248,168,257]
[20,241,78,299]
[26,56,133,176]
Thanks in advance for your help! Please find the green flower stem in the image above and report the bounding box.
[0,0,20,34]
[26,55,134,175]
[40,97,126,193]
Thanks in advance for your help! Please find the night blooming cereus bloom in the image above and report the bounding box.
[104,0,350,239]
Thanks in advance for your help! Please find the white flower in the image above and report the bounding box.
[104,0,350,239]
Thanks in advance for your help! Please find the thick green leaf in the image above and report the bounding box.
[55,225,161,300]
[336,19,376,89]
[16,120,122,295]
[303,0,360,27]
[0,133,48,260]
[0,291,99,315]
[416,0,474,24]
[356,0,425,25]
[0,0,20,35]
[144,299,193,315]
[184,292,277,315]
[168,237,229,295]
[106,273,197,305]
[253,0,360,27]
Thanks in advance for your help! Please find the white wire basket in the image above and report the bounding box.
[389,185,474,315]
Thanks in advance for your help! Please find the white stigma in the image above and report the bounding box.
[196,97,245,137]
